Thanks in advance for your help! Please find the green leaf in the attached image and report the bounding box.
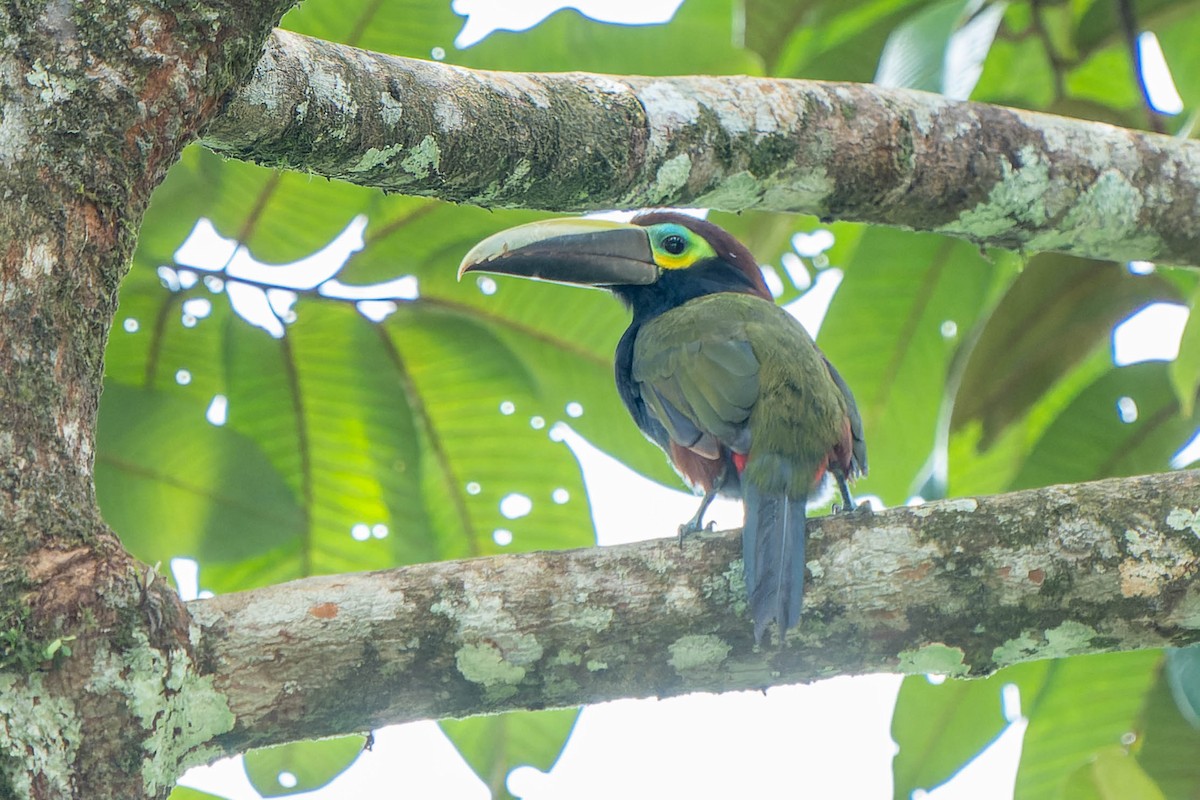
[281,0,464,60]
[453,0,762,75]
[1065,47,1143,113]
[971,28,1056,108]
[817,228,1015,504]
[948,345,1113,496]
[123,166,601,594]
[168,788,231,800]
[1011,362,1200,490]
[1016,650,1163,799]
[95,383,302,566]
[1155,8,1200,117]
[952,255,1178,449]
[1164,646,1200,728]
[440,708,579,799]
[1063,746,1166,800]
[344,201,681,490]
[1136,656,1200,797]
[1169,285,1200,417]
[766,0,937,81]
[892,661,1048,798]
[244,735,366,797]
[875,0,1005,97]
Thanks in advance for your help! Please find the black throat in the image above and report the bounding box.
[610,258,761,325]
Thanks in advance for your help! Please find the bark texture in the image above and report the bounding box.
[0,2,292,798]
[204,29,1200,267]
[189,470,1200,755]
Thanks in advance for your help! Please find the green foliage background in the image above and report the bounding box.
[95,0,1200,797]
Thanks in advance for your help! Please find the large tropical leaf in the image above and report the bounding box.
[952,255,1179,450]
[440,708,578,799]
[892,661,1047,798]
[1015,650,1163,799]
[243,736,366,797]
[1137,655,1200,797]
[1012,362,1200,489]
[816,227,1016,504]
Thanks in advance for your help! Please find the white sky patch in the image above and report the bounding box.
[1112,302,1188,365]
[785,268,844,339]
[780,251,811,290]
[760,264,785,297]
[182,297,212,319]
[1172,430,1200,468]
[1137,32,1184,115]
[321,275,420,301]
[170,558,200,602]
[791,229,835,257]
[206,394,228,426]
[942,2,1007,101]
[499,493,533,519]
[452,0,684,48]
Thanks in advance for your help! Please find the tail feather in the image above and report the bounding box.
[743,483,808,645]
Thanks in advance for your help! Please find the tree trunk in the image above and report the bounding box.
[0,2,291,797]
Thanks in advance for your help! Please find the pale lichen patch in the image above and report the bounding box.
[668,634,731,674]
[308,63,358,118]
[571,606,614,632]
[1027,170,1154,257]
[1053,516,1116,560]
[238,51,284,113]
[666,582,699,609]
[0,673,79,799]
[380,92,404,126]
[639,81,702,130]
[86,635,234,795]
[456,643,525,701]
[992,631,1040,665]
[649,153,692,203]
[1166,507,1200,538]
[26,59,79,104]
[897,643,968,677]
[1120,526,1194,597]
[350,143,404,174]
[910,497,978,519]
[940,145,1051,239]
[693,171,761,211]
[759,173,834,212]
[1043,620,1098,658]
[552,649,582,667]
[401,135,441,179]
[433,97,463,131]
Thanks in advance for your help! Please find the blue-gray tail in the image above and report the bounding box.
[742,483,808,645]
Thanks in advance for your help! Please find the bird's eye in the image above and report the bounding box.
[662,234,687,255]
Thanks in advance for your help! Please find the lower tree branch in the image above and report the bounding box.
[189,469,1200,756]
[203,29,1200,268]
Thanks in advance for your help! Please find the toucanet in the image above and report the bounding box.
[459,212,867,644]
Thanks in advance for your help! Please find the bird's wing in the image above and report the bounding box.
[631,314,760,459]
[821,356,867,477]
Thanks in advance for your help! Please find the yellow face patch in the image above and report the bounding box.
[646,223,717,271]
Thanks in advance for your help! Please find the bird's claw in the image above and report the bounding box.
[834,499,873,515]
[677,519,715,547]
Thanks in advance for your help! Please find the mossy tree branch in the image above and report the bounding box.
[189,470,1200,754]
[204,29,1200,267]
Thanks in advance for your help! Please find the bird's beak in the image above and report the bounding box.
[458,218,659,287]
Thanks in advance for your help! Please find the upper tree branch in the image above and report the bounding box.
[190,470,1200,756]
[203,29,1200,268]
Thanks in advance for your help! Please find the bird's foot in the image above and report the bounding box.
[834,498,873,515]
[677,518,715,547]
